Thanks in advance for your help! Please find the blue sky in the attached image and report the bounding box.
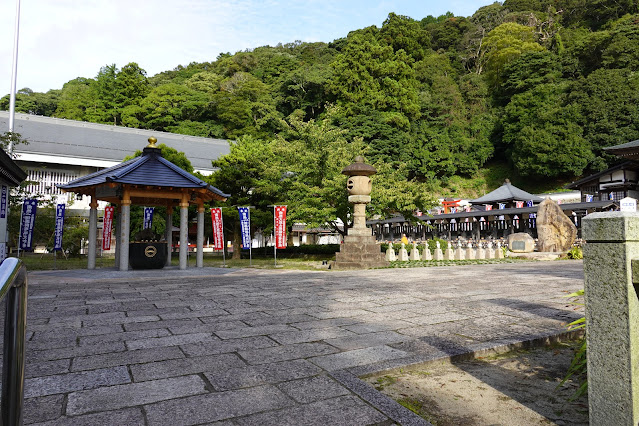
[1,0,493,93]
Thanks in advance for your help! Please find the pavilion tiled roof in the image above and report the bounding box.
[58,146,229,199]
[469,180,544,204]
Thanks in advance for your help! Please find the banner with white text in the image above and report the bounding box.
[102,206,114,250]
[19,199,37,250]
[238,207,251,249]
[211,208,224,250]
[143,207,154,229]
[274,205,287,249]
[54,204,65,251]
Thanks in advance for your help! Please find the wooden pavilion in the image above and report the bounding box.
[58,137,229,271]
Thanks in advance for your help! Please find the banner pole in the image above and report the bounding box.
[221,209,226,267]
[273,205,277,267]
[248,208,252,267]
[17,202,22,258]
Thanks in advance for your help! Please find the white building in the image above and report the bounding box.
[0,111,230,211]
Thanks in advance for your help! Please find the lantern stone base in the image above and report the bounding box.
[332,233,389,269]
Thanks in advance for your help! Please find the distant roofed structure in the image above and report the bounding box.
[469,179,544,209]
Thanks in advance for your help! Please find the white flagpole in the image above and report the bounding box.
[8,0,22,150]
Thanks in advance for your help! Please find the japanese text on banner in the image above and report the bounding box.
[54,204,65,251]
[275,206,287,249]
[102,206,114,250]
[238,207,251,250]
[20,200,37,250]
[211,208,224,250]
[0,185,7,218]
[143,207,154,229]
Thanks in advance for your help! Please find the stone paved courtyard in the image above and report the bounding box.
[21,261,585,425]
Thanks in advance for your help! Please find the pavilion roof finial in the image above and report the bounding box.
[146,137,158,149]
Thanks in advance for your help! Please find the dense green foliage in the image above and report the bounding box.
[4,2,639,202]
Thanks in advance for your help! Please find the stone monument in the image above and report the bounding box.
[537,198,577,252]
[507,233,535,253]
[332,156,389,269]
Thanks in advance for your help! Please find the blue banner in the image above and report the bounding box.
[54,204,65,251]
[238,207,251,250]
[0,185,7,219]
[143,207,154,229]
[19,199,37,250]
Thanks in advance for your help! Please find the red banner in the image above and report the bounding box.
[274,205,287,249]
[211,208,224,250]
[102,206,114,250]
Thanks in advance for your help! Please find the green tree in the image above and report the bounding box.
[0,88,59,116]
[503,83,593,177]
[481,22,545,87]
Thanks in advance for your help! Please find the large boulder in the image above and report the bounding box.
[536,198,577,252]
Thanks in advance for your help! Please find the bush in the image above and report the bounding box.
[567,246,583,259]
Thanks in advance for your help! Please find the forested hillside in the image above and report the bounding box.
[3,1,639,208]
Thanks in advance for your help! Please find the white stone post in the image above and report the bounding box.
[196,203,204,268]
[179,195,189,270]
[119,196,130,271]
[87,196,98,269]
[582,212,639,425]
[165,207,173,267]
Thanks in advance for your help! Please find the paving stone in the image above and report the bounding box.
[309,345,409,371]
[66,375,207,415]
[83,314,160,327]
[123,318,200,332]
[78,327,170,346]
[29,407,145,426]
[214,324,298,340]
[324,331,409,350]
[131,353,245,382]
[342,320,414,334]
[71,346,184,372]
[239,342,339,365]
[126,332,216,350]
[235,395,388,426]
[269,327,356,345]
[403,312,473,326]
[276,374,351,403]
[289,317,361,330]
[27,340,126,363]
[23,394,64,424]
[168,320,246,335]
[25,366,131,398]
[144,385,294,425]
[25,358,71,378]
[308,309,372,319]
[180,336,278,357]
[205,359,322,391]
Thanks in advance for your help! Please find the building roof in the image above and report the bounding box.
[565,161,637,189]
[59,143,230,202]
[604,139,639,160]
[0,148,27,187]
[368,200,617,226]
[0,111,230,173]
[469,180,544,204]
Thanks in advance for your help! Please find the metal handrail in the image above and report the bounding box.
[0,258,27,426]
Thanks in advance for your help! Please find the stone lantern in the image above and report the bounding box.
[332,156,389,269]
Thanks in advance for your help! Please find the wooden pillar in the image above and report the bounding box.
[166,206,173,267]
[179,193,189,270]
[119,188,131,271]
[196,203,204,268]
[87,194,98,270]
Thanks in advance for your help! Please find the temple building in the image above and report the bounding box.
[0,111,230,210]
